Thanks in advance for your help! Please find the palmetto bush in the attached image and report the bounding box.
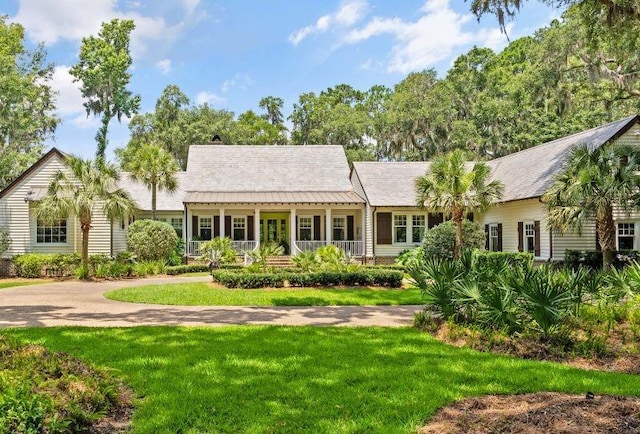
[410,251,591,338]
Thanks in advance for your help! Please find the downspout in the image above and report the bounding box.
[372,206,377,264]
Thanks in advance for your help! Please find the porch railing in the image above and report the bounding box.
[295,241,327,253]
[187,240,258,257]
[295,240,364,256]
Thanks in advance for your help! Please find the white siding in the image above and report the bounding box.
[350,170,373,258]
[478,199,552,260]
[0,153,73,257]
[373,207,426,257]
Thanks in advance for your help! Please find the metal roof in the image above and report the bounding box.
[184,191,364,204]
[118,172,187,212]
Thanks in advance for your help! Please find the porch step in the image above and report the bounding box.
[264,255,294,268]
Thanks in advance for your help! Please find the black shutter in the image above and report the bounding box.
[428,212,444,229]
[517,222,523,252]
[213,216,220,238]
[497,223,503,252]
[313,216,321,241]
[192,216,198,238]
[225,216,232,239]
[247,216,254,241]
[347,216,354,240]
[484,224,489,250]
[534,220,541,257]
[376,213,392,245]
[467,213,474,222]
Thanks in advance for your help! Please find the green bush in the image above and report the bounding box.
[13,253,81,278]
[166,264,210,275]
[198,237,237,267]
[292,245,360,273]
[286,270,402,288]
[474,251,533,270]
[564,249,640,270]
[212,271,284,289]
[126,219,178,261]
[423,220,485,261]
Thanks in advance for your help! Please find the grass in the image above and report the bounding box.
[104,282,423,306]
[0,280,44,290]
[5,326,640,433]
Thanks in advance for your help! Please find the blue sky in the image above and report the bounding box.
[4,0,563,160]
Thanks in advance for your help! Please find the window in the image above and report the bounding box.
[233,217,246,241]
[36,219,67,243]
[489,223,499,252]
[618,222,635,250]
[394,215,407,243]
[199,217,212,240]
[333,217,345,241]
[412,215,425,243]
[171,218,183,238]
[524,222,535,254]
[299,217,312,241]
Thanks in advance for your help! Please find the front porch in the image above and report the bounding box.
[185,206,365,257]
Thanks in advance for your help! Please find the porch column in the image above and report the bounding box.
[325,208,332,245]
[219,208,225,238]
[290,208,297,256]
[254,208,261,248]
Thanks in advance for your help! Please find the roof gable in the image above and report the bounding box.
[0,148,67,200]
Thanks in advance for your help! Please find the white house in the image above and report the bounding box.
[1,115,640,263]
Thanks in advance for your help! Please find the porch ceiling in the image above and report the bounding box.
[184,191,365,205]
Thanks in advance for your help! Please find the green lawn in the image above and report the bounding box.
[0,280,44,289]
[105,282,423,306]
[5,326,640,433]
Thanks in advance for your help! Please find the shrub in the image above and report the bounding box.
[246,242,283,272]
[395,247,425,269]
[474,251,533,271]
[292,245,359,273]
[166,264,210,275]
[0,226,10,256]
[198,237,237,268]
[423,220,485,261]
[13,253,81,278]
[564,249,640,270]
[212,271,284,288]
[126,219,178,261]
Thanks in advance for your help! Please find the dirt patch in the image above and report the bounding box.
[420,392,640,434]
[430,321,640,374]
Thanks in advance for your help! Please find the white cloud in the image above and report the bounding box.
[71,113,100,129]
[289,0,368,46]
[195,91,226,106]
[341,0,506,74]
[360,59,373,70]
[221,73,253,93]
[155,58,172,74]
[50,65,85,117]
[12,0,198,57]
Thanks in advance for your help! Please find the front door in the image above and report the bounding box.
[260,213,289,253]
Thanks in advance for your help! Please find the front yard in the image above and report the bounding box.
[5,326,640,433]
[104,282,422,306]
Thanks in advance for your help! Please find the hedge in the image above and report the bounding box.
[212,271,285,288]
[13,253,81,278]
[564,249,640,269]
[212,269,403,289]
[474,251,533,269]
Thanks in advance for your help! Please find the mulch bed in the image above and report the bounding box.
[420,392,640,433]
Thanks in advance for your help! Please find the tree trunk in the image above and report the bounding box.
[95,115,110,164]
[597,205,616,268]
[453,207,464,260]
[81,224,90,278]
[151,181,157,220]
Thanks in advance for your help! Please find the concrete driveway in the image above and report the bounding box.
[0,276,422,328]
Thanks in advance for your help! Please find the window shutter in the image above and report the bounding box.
[347,216,354,240]
[497,223,503,252]
[376,212,392,245]
[517,222,523,252]
[428,212,444,229]
[192,216,198,238]
[247,216,254,241]
[534,220,541,257]
[225,216,232,238]
[213,216,220,238]
[313,216,321,241]
[467,213,474,222]
[484,224,489,250]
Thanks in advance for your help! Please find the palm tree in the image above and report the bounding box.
[416,149,504,259]
[543,145,640,268]
[34,157,137,274]
[122,143,179,220]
